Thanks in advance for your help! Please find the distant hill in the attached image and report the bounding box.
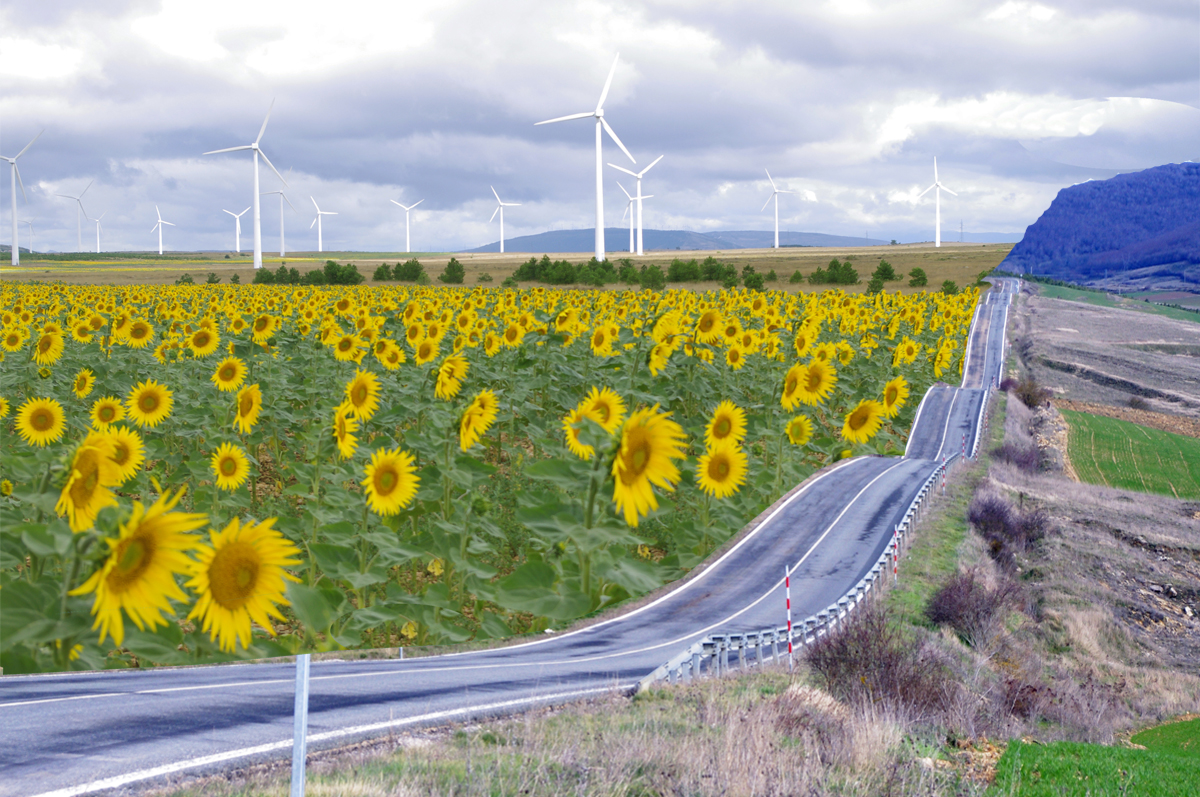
[998,162,1200,290]
[465,228,890,253]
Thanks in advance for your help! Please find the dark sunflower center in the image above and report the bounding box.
[238,393,254,416]
[715,418,731,436]
[140,394,158,413]
[131,326,146,339]
[209,541,260,610]
[849,408,870,431]
[375,467,398,494]
[109,535,155,591]
[195,333,210,347]
[99,406,115,422]
[220,366,236,381]
[221,457,238,476]
[710,457,729,479]
[39,337,52,352]
[32,410,53,431]
[113,443,130,466]
[353,385,368,404]
[806,371,822,391]
[76,376,87,390]
[255,318,269,331]
[886,386,897,404]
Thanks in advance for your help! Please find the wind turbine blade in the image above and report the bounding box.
[761,194,775,213]
[156,205,162,221]
[933,156,938,183]
[941,186,958,197]
[622,205,629,222]
[534,111,593,125]
[283,194,296,212]
[640,194,653,199]
[390,199,403,207]
[410,199,424,209]
[223,209,236,217]
[325,211,338,215]
[595,53,619,112]
[151,224,159,233]
[14,165,26,202]
[80,180,93,198]
[777,189,794,194]
[14,130,43,160]
[601,118,635,163]
[505,202,521,207]
[311,196,321,213]
[617,181,632,199]
[98,212,106,221]
[240,207,251,216]
[162,221,175,226]
[917,184,935,198]
[640,154,664,176]
[310,217,318,229]
[607,162,638,177]
[765,169,777,191]
[203,145,253,155]
[256,99,275,145]
[258,149,286,184]
[490,206,500,223]
[491,186,501,203]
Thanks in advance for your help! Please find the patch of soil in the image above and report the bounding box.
[1056,398,1200,440]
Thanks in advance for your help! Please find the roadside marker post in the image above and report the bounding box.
[893,525,898,584]
[290,654,311,797]
[785,565,793,672]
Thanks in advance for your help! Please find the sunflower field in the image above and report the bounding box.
[0,280,977,673]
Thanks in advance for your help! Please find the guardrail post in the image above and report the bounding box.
[720,638,729,674]
[755,632,764,666]
[290,653,310,797]
[691,648,701,680]
[771,629,779,662]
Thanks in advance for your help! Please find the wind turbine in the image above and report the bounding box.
[389,199,423,253]
[489,187,520,253]
[617,182,652,254]
[535,53,635,262]
[20,219,33,254]
[222,207,251,253]
[91,212,106,254]
[261,189,296,255]
[2,130,42,266]
[761,170,793,250]
[310,197,337,253]
[203,100,286,269]
[151,206,174,255]
[608,154,662,255]
[917,157,957,247]
[56,180,92,252]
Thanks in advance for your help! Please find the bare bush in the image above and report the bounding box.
[968,493,1046,570]
[991,442,1039,472]
[925,568,1021,647]
[1013,375,1051,409]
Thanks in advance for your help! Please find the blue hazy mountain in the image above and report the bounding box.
[998,162,1200,289]
[465,229,890,253]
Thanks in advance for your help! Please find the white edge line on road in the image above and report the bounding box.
[933,389,961,462]
[26,685,622,797]
[903,384,940,459]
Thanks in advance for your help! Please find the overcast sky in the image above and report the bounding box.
[2,0,1198,254]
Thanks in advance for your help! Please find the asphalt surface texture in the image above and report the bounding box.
[0,279,1017,797]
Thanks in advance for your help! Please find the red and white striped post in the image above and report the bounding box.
[893,525,899,584]
[784,565,793,672]
[941,456,946,493]
[962,432,966,461]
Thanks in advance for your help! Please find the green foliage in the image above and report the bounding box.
[865,276,884,294]
[300,268,327,285]
[394,259,425,282]
[230,273,240,284]
[1061,410,1200,499]
[872,259,898,282]
[501,275,518,288]
[373,263,393,282]
[701,256,737,283]
[477,272,493,283]
[808,258,859,285]
[274,265,302,285]
[940,280,959,295]
[319,261,364,285]
[252,268,275,284]
[742,266,764,291]
[1131,717,1200,759]
[667,258,701,282]
[788,270,805,284]
[908,267,928,287]
[992,740,1200,796]
[175,273,195,286]
[438,258,465,284]
[205,272,221,285]
[639,263,666,290]
[764,269,777,283]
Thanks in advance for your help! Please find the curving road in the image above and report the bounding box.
[0,279,1017,797]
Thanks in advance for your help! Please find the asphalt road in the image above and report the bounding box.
[0,279,1017,797]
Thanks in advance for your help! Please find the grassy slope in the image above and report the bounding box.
[990,740,1200,797]
[1061,409,1200,499]
[1035,283,1200,325]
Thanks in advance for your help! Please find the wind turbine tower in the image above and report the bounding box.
[56,180,92,252]
[91,212,106,253]
[151,206,174,255]
[761,170,793,250]
[310,197,337,253]
[390,199,424,253]
[2,131,42,266]
[608,155,662,255]
[918,157,957,247]
[21,219,33,254]
[203,101,286,268]
[261,184,296,256]
[223,207,251,253]
[489,187,520,253]
[617,182,652,254]
[535,53,636,262]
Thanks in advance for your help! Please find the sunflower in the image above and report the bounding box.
[415,338,440,365]
[435,355,468,400]
[842,399,885,444]
[73,368,96,399]
[704,400,747,448]
[483,332,500,357]
[1,479,12,497]
[211,356,247,392]
[189,327,221,358]
[0,396,8,418]
[31,331,64,365]
[71,321,94,343]
[332,403,359,459]
[892,336,921,367]
[648,343,671,376]
[210,442,251,491]
[811,342,837,363]
[233,384,263,434]
[251,313,276,343]
[786,415,814,446]
[362,447,420,515]
[579,386,626,434]
[696,441,748,499]
[90,395,125,429]
[780,363,805,410]
[2,327,27,351]
[460,389,499,451]
[881,376,909,418]
[106,425,146,484]
[186,516,301,653]
[611,405,688,527]
[332,334,365,363]
[56,433,123,532]
[933,345,953,378]
[70,488,206,646]
[126,379,173,428]
[16,397,66,446]
[344,369,381,421]
[796,360,838,407]
[590,326,615,357]
[126,319,154,348]
[562,406,600,460]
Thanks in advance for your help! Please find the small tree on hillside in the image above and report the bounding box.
[439,258,465,284]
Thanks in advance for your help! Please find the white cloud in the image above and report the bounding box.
[986,2,1058,23]
[0,36,85,80]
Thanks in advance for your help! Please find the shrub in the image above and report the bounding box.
[229,273,240,284]
[372,263,393,281]
[501,275,518,288]
[546,259,576,285]
[1013,376,1050,409]
[275,264,301,285]
[872,259,898,281]
[1128,396,1148,410]
[788,270,805,284]
[205,272,220,284]
[617,259,640,285]
[300,268,327,285]
[941,279,959,295]
[908,267,928,287]
[866,276,884,295]
[439,258,465,284]
[968,494,1046,569]
[721,272,739,289]
[639,264,666,290]
[175,273,194,285]
[809,258,858,285]
[765,268,777,282]
[322,261,363,285]
[999,376,1019,392]
[744,271,765,291]
[667,258,701,282]
[477,272,493,283]
[252,268,275,284]
[394,258,425,282]
[925,569,1020,646]
[700,256,736,283]
[513,255,549,281]
[991,442,1039,472]
[806,606,951,720]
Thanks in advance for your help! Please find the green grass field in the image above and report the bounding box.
[1132,716,1200,759]
[1036,283,1200,325]
[1061,410,1200,499]
[990,739,1200,797]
